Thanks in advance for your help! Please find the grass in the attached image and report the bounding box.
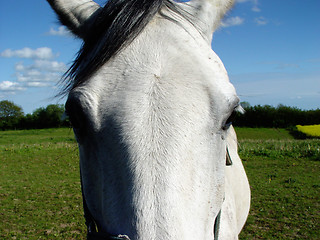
[0,128,75,145]
[0,128,319,239]
[235,127,295,140]
[235,128,319,239]
[0,128,85,239]
[237,139,319,239]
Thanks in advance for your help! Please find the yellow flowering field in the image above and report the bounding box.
[296,124,320,137]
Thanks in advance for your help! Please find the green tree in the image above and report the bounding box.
[32,104,66,128]
[240,101,251,109]
[0,100,24,130]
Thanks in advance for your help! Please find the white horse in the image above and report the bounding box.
[47,0,250,239]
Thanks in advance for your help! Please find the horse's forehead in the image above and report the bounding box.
[71,18,238,111]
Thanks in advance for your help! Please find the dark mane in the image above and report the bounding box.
[62,0,186,94]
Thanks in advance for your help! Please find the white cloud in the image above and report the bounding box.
[0,47,68,95]
[251,6,261,12]
[33,59,67,72]
[16,71,62,83]
[47,26,71,37]
[236,0,261,12]
[25,82,52,87]
[255,16,268,25]
[1,47,56,60]
[15,62,25,71]
[15,60,66,85]
[221,16,244,28]
[16,60,67,73]
[0,81,25,92]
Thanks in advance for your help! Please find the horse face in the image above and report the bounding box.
[65,33,240,238]
[51,0,242,238]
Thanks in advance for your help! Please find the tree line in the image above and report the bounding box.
[0,100,319,130]
[234,102,320,128]
[0,100,69,130]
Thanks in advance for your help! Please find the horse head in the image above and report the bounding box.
[47,1,250,239]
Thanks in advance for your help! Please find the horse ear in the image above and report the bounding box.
[47,0,101,38]
[179,0,235,43]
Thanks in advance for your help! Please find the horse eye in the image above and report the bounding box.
[222,105,244,130]
[222,106,240,130]
[222,111,236,130]
[65,96,87,134]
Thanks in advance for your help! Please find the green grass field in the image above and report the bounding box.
[235,128,319,239]
[0,128,319,239]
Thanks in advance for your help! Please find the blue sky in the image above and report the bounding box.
[0,0,319,114]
